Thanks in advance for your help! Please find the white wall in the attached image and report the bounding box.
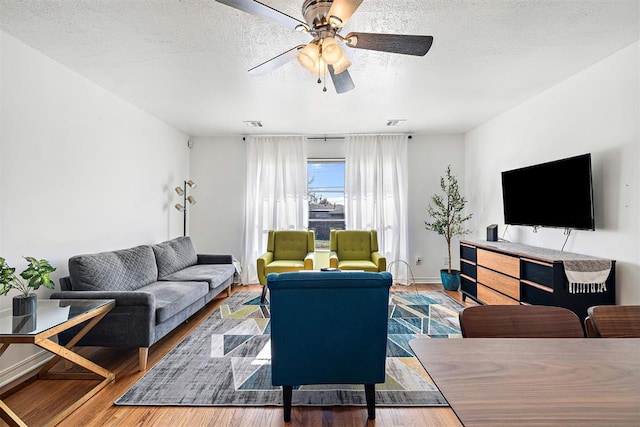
[465,41,639,304]
[188,136,246,259]
[190,134,465,284]
[0,30,188,382]
[408,134,466,283]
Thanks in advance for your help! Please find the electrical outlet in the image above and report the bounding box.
[416,256,422,265]
[443,257,449,266]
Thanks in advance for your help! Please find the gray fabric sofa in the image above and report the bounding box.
[51,236,235,370]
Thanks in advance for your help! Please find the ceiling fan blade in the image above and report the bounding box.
[328,0,364,27]
[215,0,304,30]
[248,45,306,76]
[345,32,434,56]
[328,65,355,94]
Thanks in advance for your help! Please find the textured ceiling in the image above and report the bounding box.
[1,0,638,136]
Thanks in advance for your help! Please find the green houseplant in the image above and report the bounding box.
[0,256,56,315]
[424,165,472,291]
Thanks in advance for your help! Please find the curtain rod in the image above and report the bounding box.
[242,135,412,141]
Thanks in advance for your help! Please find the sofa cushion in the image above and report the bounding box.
[69,245,158,292]
[265,260,307,275]
[337,260,379,272]
[160,264,235,290]
[138,281,208,323]
[152,237,198,279]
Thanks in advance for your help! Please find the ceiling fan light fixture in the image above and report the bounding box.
[332,53,351,74]
[328,15,342,27]
[297,53,315,72]
[310,57,327,76]
[297,42,320,72]
[321,36,343,64]
[327,0,364,27]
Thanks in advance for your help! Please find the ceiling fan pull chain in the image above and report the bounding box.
[318,44,323,85]
[322,64,327,92]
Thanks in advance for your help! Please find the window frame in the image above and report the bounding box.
[307,158,346,250]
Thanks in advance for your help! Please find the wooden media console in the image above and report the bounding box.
[459,239,615,320]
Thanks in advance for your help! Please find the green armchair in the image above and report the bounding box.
[257,230,315,302]
[329,230,387,272]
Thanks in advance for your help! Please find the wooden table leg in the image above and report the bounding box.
[0,344,28,427]
[33,338,114,427]
[0,399,28,427]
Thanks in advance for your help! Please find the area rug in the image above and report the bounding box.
[115,290,464,407]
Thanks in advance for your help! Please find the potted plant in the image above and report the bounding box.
[0,256,56,316]
[424,165,472,291]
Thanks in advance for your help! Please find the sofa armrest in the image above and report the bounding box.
[329,251,339,269]
[257,252,274,286]
[304,252,316,270]
[50,290,157,348]
[197,254,233,265]
[51,290,155,307]
[371,252,387,272]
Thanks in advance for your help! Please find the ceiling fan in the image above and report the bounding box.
[215,0,434,94]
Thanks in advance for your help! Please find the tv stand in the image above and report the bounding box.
[459,239,615,320]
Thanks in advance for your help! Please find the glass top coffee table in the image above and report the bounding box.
[0,299,115,427]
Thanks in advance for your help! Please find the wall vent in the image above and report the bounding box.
[386,119,406,126]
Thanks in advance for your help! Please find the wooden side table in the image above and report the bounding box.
[0,299,115,426]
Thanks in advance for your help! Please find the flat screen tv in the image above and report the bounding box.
[501,153,595,230]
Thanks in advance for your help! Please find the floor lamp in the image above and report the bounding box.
[175,179,196,236]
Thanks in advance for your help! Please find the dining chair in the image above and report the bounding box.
[587,305,640,337]
[459,305,585,338]
[584,316,597,338]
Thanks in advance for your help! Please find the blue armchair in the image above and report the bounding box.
[267,271,392,421]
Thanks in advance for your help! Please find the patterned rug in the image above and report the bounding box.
[115,290,464,407]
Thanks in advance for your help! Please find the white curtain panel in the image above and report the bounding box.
[345,134,409,283]
[242,136,308,284]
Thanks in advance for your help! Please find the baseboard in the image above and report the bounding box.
[392,276,442,286]
[0,349,53,394]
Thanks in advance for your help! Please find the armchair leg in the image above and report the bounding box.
[282,385,293,422]
[365,384,376,420]
[260,285,268,304]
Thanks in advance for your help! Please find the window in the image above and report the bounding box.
[307,159,345,249]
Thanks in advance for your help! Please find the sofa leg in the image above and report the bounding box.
[139,347,149,371]
[282,385,292,422]
[260,285,268,304]
[365,384,376,420]
[227,285,232,297]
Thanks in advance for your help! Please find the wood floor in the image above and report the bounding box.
[1,284,471,427]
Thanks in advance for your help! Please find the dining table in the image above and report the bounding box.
[409,337,640,426]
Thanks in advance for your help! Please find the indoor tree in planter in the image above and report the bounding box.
[424,165,472,291]
[0,256,56,315]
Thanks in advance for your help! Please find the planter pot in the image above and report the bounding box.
[13,294,37,316]
[440,269,461,291]
[12,313,37,333]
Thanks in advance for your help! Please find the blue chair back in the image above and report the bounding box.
[268,271,392,386]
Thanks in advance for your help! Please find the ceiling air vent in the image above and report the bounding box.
[386,119,406,126]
